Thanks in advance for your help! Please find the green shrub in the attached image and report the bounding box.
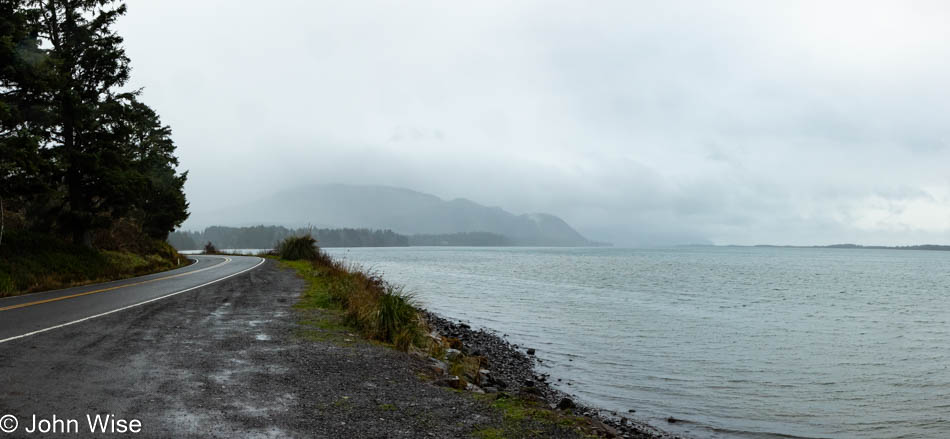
[277,234,319,260]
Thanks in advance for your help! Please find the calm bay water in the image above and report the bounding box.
[326,246,950,438]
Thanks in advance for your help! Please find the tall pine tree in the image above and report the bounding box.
[1,0,188,245]
[0,0,53,224]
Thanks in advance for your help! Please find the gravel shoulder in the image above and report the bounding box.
[0,259,679,438]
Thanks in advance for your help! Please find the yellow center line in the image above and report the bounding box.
[0,257,231,312]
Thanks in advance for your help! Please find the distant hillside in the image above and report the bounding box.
[190,184,596,246]
[169,226,408,250]
[168,226,522,249]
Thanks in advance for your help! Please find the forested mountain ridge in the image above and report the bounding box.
[169,226,408,250]
[169,226,556,249]
[187,184,596,246]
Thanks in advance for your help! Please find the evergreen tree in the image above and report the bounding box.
[0,0,53,222]
[1,0,188,244]
[37,0,134,244]
[107,98,189,239]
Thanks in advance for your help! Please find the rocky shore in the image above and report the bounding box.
[422,311,683,439]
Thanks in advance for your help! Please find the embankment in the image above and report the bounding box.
[0,231,186,297]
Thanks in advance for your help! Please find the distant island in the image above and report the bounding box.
[181,184,609,247]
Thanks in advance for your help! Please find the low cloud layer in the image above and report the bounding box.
[117,0,950,246]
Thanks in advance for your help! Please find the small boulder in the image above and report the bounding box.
[428,358,448,375]
[434,376,465,390]
[590,419,618,438]
[519,386,543,397]
[477,369,492,386]
[466,383,485,394]
[445,348,462,362]
[556,397,575,410]
[526,348,536,355]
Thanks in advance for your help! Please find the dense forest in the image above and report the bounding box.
[168,226,409,250]
[168,226,529,249]
[1,0,188,247]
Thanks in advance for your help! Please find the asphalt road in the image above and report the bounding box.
[0,257,501,438]
[0,255,264,344]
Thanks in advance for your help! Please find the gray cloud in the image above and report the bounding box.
[116,0,950,246]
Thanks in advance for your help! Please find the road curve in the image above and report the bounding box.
[0,255,264,343]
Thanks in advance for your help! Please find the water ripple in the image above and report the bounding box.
[329,246,950,439]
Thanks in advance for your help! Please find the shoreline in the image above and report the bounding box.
[422,310,683,439]
[278,246,690,438]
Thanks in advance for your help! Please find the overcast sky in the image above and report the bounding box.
[116,0,950,246]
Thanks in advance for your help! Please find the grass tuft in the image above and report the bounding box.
[277,234,321,261]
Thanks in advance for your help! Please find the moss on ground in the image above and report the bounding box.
[469,394,595,439]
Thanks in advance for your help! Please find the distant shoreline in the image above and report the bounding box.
[724,244,950,252]
[169,225,612,250]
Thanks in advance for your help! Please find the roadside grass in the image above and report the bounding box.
[0,231,185,297]
[279,238,426,351]
[279,236,597,439]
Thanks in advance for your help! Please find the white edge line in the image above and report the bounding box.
[0,255,209,304]
[0,257,265,345]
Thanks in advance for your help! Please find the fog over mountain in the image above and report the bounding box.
[188,185,594,246]
[116,1,950,246]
